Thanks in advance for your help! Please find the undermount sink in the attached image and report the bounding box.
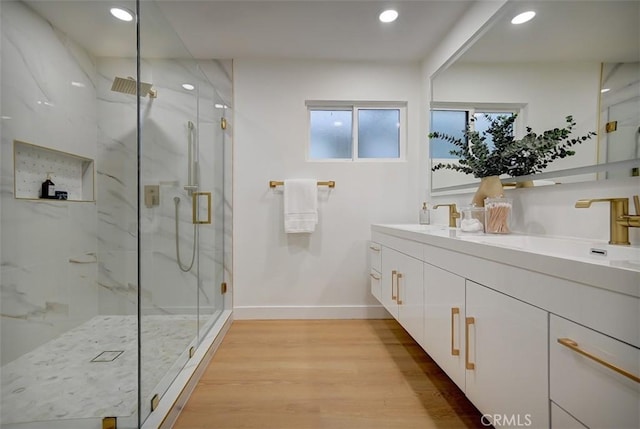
[458,233,640,268]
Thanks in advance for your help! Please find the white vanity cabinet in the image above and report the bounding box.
[423,263,466,391]
[465,280,549,428]
[371,225,640,429]
[550,315,640,429]
[368,241,382,302]
[422,266,548,427]
[381,246,423,345]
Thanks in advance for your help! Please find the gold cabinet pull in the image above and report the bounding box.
[557,338,640,384]
[465,317,475,370]
[369,245,380,251]
[192,192,212,224]
[391,270,397,301]
[451,307,460,356]
[396,273,403,305]
[370,272,381,280]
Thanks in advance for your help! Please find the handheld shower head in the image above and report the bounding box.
[174,196,181,204]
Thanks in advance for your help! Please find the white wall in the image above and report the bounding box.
[233,58,421,319]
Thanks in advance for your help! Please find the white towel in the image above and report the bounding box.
[284,179,318,233]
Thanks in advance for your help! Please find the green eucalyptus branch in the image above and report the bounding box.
[429,114,596,178]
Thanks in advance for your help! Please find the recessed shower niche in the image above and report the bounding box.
[13,140,95,201]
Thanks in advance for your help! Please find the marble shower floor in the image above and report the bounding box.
[0,315,199,425]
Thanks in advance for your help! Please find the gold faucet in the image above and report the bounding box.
[575,196,640,245]
[433,203,460,228]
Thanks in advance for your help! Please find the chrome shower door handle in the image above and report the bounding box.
[192,192,212,224]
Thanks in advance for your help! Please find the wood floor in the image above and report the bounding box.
[173,319,485,429]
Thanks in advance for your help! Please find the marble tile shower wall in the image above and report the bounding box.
[0,1,99,364]
[1,1,232,364]
[96,57,226,316]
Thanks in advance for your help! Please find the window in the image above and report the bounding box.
[307,102,406,161]
[430,107,519,160]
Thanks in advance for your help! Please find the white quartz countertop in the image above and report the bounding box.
[372,224,640,298]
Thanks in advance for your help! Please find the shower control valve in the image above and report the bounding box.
[144,185,160,208]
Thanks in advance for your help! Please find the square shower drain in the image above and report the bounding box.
[91,351,124,362]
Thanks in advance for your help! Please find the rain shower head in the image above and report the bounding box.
[111,76,157,98]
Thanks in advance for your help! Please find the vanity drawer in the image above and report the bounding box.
[551,402,587,429]
[369,269,381,302]
[371,232,422,260]
[368,241,381,272]
[550,315,640,429]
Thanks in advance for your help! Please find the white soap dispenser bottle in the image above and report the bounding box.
[419,202,430,225]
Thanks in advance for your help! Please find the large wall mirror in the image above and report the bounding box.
[430,0,639,194]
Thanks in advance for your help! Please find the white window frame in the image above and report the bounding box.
[430,102,526,140]
[306,100,407,162]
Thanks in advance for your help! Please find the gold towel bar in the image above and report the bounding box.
[269,180,335,188]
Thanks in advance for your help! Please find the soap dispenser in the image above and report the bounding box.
[419,202,430,225]
[40,173,56,199]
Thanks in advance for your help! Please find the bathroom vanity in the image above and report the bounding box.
[369,224,640,429]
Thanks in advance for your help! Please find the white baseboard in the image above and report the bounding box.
[233,305,391,320]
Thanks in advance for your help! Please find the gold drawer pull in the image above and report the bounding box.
[465,317,475,370]
[396,273,403,305]
[451,307,460,356]
[369,245,380,251]
[557,338,640,384]
[391,270,397,301]
[370,272,381,280]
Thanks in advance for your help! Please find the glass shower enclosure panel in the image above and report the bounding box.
[138,1,224,424]
[1,0,141,427]
[196,83,227,341]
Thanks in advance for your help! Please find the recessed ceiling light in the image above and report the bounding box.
[182,83,195,91]
[110,7,133,22]
[601,88,611,93]
[379,9,398,23]
[511,11,535,25]
[214,104,228,109]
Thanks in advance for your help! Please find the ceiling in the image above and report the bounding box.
[458,0,640,63]
[22,0,475,61]
[20,0,640,66]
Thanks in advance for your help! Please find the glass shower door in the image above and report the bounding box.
[137,1,199,424]
[196,83,227,341]
[137,1,224,425]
